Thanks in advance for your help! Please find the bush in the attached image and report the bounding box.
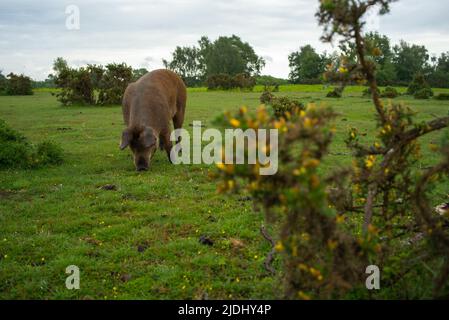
[380,86,399,98]
[97,63,133,105]
[260,90,274,104]
[206,74,232,90]
[434,93,449,101]
[53,67,95,106]
[407,73,433,97]
[207,73,256,91]
[51,58,134,106]
[362,86,380,97]
[5,73,33,96]
[414,88,434,99]
[33,141,64,166]
[326,86,343,98]
[0,119,63,169]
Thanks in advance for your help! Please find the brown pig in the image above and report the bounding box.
[120,69,187,171]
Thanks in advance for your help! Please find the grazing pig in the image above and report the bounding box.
[120,69,187,171]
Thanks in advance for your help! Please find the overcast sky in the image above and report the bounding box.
[1,0,448,80]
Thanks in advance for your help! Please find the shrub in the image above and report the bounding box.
[326,87,343,98]
[206,74,232,90]
[414,88,433,99]
[270,96,304,118]
[434,93,449,101]
[232,73,256,91]
[407,73,433,97]
[362,86,380,97]
[53,67,95,106]
[260,90,274,104]
[51,58,134,106]
[207,73,256,91]
[97,63,133,105]
[380,86,399,98]
[5,73,33,96]
[33,141,64,166]
[0,119,63,169]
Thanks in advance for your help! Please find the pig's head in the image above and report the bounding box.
[120,126,158,171]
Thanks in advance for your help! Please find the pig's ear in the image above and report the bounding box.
[142,127,156,148]
[120,129,131,150]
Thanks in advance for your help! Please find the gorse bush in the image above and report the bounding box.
[414,87,434,99]
[206,73,256,91]
[215,0,449,299]
[326,86,344,98]
[380,86,399,98]
[97,63,133,105]
[0,120,63,169]
[4,73,33,96]
[259,91,304,118]
[407,73,433,97]
[435,93,449,101]
[51,58,134,106]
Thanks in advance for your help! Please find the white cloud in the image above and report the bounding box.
[0,0,448,80]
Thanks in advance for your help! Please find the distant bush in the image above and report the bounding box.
[207,73,255,91]
[260,90,275,104]
[271,96,305,118]
[5,73,33,96]
[380,86,399,98]
[0,119,63,169]
[362,86,380,97]
[326,86,344,98]
[97,63,133,105]
[51,57,134,106]
[414,88,434,100]
[434,93,449,101]
[53,65,95,106]
[407,73,433,98]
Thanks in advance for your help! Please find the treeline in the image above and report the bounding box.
[288,32,449,88]
[163,35,265,90]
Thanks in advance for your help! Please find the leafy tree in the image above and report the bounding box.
[339,32,397,85]
[201,35,265,77]
[288,45,327,84]
[163,46,204,86]
[428,52,449,88]
[393,40,429,83]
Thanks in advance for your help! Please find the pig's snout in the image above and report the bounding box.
[136,157,149,172]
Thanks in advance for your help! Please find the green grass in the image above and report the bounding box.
[1,86,449,299]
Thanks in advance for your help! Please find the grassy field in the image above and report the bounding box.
[1,85,449,299]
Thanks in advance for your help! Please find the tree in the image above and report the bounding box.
[288,45,326,84]
[0,70,6,93]
[201,35,265,77]
[163,46,204,87]
[428,52,449,88]
[393,40,429,83]
[339,32,397,85]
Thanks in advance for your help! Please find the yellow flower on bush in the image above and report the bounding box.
[298,291,311,300]
[275,241,285,252]
[230,118,241,128]
[365,155,376,169]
